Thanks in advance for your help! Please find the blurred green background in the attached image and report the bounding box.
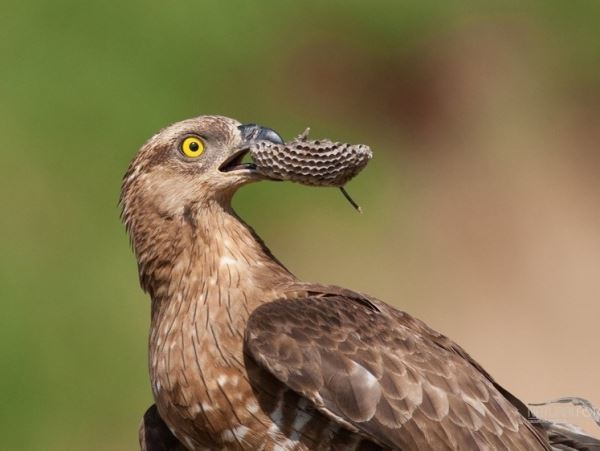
[2,1,599,449]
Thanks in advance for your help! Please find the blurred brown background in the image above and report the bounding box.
[1,1,599,449]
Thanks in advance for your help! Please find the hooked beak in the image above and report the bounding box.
[237,123,284,145]
[219,123,284,173]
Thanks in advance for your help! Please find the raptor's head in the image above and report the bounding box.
[120,115,282,226]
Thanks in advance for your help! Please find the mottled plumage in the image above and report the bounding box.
[120,116,599,450]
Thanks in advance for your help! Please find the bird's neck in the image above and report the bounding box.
[131,197,295,321]
[130,198,293,441]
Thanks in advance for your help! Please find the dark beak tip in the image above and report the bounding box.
[238,123,284,145]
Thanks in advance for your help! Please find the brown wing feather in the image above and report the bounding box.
[245,290,551,450]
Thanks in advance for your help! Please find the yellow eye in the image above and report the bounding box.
[181,137,205,158]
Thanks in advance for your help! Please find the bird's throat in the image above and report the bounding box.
[132,199,293,308]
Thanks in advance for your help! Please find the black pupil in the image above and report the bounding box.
[189,141,199,151]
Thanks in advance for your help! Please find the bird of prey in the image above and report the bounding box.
[120,116,599,450]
